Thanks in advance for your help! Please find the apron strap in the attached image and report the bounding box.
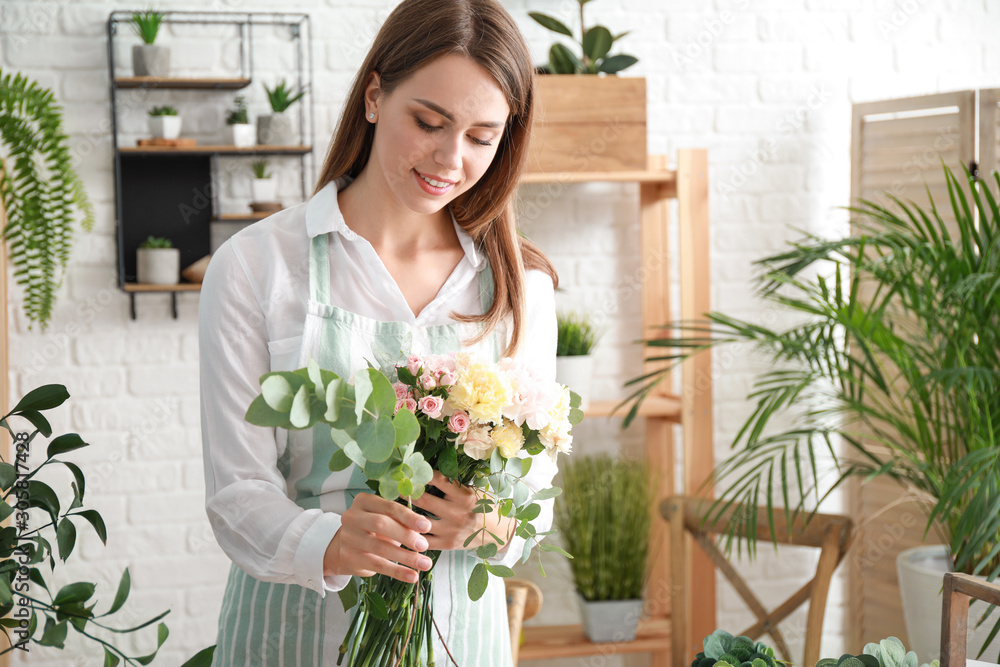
[476,262,503,360]
[308,232,332,307]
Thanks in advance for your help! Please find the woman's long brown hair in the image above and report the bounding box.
[314,0,558,358]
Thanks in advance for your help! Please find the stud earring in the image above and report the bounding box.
[368,112,375,119]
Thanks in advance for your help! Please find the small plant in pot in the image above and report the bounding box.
[147,105,180,140]
[136,235,179,285]
[529,0,638,74]
[258,79,306,146]
[249,160,277,206]
[554,453,650,643]
[131,9,169,77]
[224,95,254,148]
[556,311,600,410]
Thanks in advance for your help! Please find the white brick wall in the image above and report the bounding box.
[2,0,999,665]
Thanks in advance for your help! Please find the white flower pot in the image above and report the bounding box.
[897,545,1000,663]
[225,123,255,148]
[556,355,593,410]
[136,248,180,285]
[257,113,295,146]
[251,178,277,203]
[575,592,642,643]
[132,44,170,77]
[148,115,181,140]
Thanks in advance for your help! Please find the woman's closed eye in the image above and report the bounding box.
[415,116,492,147]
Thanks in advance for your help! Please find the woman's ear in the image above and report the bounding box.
[364,71,382,121]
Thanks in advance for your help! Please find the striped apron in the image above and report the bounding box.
[211,230,513,667]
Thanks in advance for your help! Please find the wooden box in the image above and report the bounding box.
[526,75,646,173]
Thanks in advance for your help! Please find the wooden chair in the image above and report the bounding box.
[941,572,1000,667]
[505,579,542,664]
[662,496,853,667]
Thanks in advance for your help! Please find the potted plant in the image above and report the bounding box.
[0,69,93,331]
[621,166,1000,661]
[147,105,180,140]
[136,235,179,284]
[556,311,600,410]
[526,0,644,172]
[554,454,650,643]
[131,9,169,77]
[249,160,277,205]
[224,95,254,148]
[257,79,306,146]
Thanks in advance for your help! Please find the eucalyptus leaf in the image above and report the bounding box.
[356,416,395,463]
[325,378,344,422]
[261,374,294,413]
[468,562,489,601]
[289,384,311,428]
[307,358,325,398]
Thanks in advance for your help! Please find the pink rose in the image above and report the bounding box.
[393,382,410,400]
[419,372,437,390]
[438,370,457,387]
[456,423,494,460]
[447,410,470,434]
[418,395,444,419]
[404,397,418,413]
[395,398,407,413]
[407,355,422,376]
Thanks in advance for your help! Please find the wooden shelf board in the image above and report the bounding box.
[115,76,252,90]
[585,395,680,420]
[521,168,676,184]
[518,619,671,660]
[123,283,202,293]
[119,145,311,155]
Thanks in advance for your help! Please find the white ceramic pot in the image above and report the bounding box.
[257,113,295,146]
[148,115,181,140]
[897,545,1000,663]
[132,44,170,77]
[225,123,255,148]
[251,178,277,203]
[575,592,642,643]
[556,355,593,410]
[136,248,180,285]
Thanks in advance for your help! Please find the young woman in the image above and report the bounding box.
[198,0,559,664]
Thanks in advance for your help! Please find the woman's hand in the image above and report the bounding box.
[323,492,434,584]
[407,471,516,552]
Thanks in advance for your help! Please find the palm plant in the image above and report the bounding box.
[620,165,1000,590]
[263,80,306,113]
[0,69,94,330]
[131,10,164,45]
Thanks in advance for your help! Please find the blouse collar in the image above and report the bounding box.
[305,179,485,269]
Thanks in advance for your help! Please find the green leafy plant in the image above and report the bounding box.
[147,105,177,117]
[249,160,270,180]
[691,629,779,667]
[263,79,307,113]
[131,10,165,45]
[816,637,938,667]
[553,454,649,601]
[0,69,94,330]
[225,95,248,125]
[622,165,1000,652]
[138,235,172,249]
[557,311,600,356]
[529,0,638,74]
[0,385,170,662]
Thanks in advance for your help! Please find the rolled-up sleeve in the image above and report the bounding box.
[487,269,559,568]
[199,239,348,596]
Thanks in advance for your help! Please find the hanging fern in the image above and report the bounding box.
[0,68,93,330]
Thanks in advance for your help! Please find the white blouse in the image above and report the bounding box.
[199,182,559,599]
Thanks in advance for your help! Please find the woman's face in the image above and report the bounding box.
[365,53,511,216]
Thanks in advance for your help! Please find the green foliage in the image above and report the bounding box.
[624,166,1000,653]
[226,95,249,125]
[0,69,94,330]
[691,630,778,667]
[0,385,170,662]
[250,159,270,180]
[553,454,649,601]
[147,105,177,116]
[529,0,637,74]
[263,79,307,113]
[138,235,172,249]
[131,10,164,45]
[557,311,600,356]
[816,637,938,667]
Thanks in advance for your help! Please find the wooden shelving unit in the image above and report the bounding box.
[118,144,311,155]
[114,76,251,89]
[516,151,715,666]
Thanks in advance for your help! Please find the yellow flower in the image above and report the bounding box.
[448,352,513,424]
[491,418,524,459]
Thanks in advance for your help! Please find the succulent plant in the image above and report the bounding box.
[225,95,248,125]
[691,630,778,667]
[139,235,172,249]
[131,9,164,45]
[263,79,307,113]
[816,637,939,667]
[148,105,177,116]
[250,159,270,180]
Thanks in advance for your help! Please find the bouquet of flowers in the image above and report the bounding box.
[245,352,583,667]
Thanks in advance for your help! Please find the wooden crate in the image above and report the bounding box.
[526,75,646,173]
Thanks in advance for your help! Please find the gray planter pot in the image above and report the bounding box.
[257,113,295,146]
[137,248,180,285]
[132,44,170,77]
[575,592,642,643]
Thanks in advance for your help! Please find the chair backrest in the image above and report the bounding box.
[662,496,854,667]
[506,578,543,664]
[941,572,1000,667]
